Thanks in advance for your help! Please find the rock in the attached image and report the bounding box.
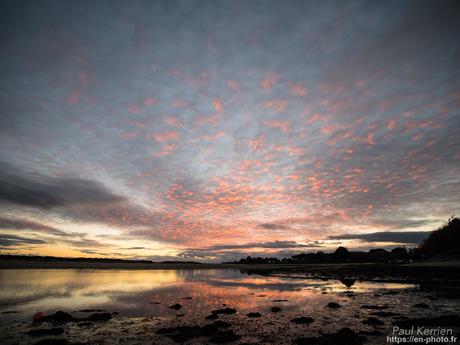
[271,307,282,313]
[291,317,314,325]
[360,330,384,336]
[83,312,112,322]
[41,311,78,323]
[362,317,384,326]
[370,311,398,317]
[77,322,93,327]
[27,328,64,337]
[211,308,237,315]
[360,305,388,310]
[272,299,288,302]
[169,304,182,310]
[340,278,355,288]
[207,321,231,328]
[413,303,429,308]
[326,302,342,309]
[182,297,192,299]
[205,314,219,320]
[209,330,241,343]
[294,327,365,345]
[78,309,105,313]
[34,339,69,345]
[247,312,262,318]
[2,310,21,314]
[156,321,238,343]
[393,315,460,328]
[176,314,185,317]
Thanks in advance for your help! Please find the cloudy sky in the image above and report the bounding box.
[1,0,459,262]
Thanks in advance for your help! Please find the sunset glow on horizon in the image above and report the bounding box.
[1,0,459,262]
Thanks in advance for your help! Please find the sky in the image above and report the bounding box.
[0,0,459,262]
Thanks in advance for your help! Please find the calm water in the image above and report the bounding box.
[0,269,416,323]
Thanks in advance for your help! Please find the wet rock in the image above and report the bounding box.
[271,307,282,313]
[247,312,262,318]
[384,291,399,295]
[393,315,460,328]
[181,297,193,300]
[326,302,342,309]
[360,305,388,310]
[2,310,21,314]
[207,321,232,328]
[340,278,355,288]
[169,303,182,310]
[209,330,241,343]
[77,322,93,327]
[34,339,69,345]
[272,299,288,302]
[294,327,366,345]
[83,312,112,322]
[291,317,314,325]
[150,301,161,305]
[41,311,78,323]
[360,330,384,336]
[211,308,237,315]
[156,321,238,343]
[205,314,219,320]
[362,317,384,326]
[27,328,64,337]
[413,303,429,308]
[78,309,105,313]
[176,314,185,317]
[257,294,266,297]
[370,311,398,317]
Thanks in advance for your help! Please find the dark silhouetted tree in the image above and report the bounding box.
[419,216,460,257]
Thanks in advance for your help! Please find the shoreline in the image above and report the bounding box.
[2,260,460,289]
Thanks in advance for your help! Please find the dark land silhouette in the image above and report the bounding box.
[229,216,460,265]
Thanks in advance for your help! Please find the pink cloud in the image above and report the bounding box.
[127,104,140,114]
[227,80,239,92]
[163,116,182,128]
[249,135,265,151]
[261,72,279,92]
[213,98,224,113]
[290,83,308,97]
[264,120,290,132]
[152,144,177,157]
[65,91,80,105]
[171,99,187,108]
[143,97,156,107]
[262,99,287,113]
[154,131,179,142]
[367,132,375,145]
[387,118,397,130]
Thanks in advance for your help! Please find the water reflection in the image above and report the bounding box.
[0,269,416,322]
